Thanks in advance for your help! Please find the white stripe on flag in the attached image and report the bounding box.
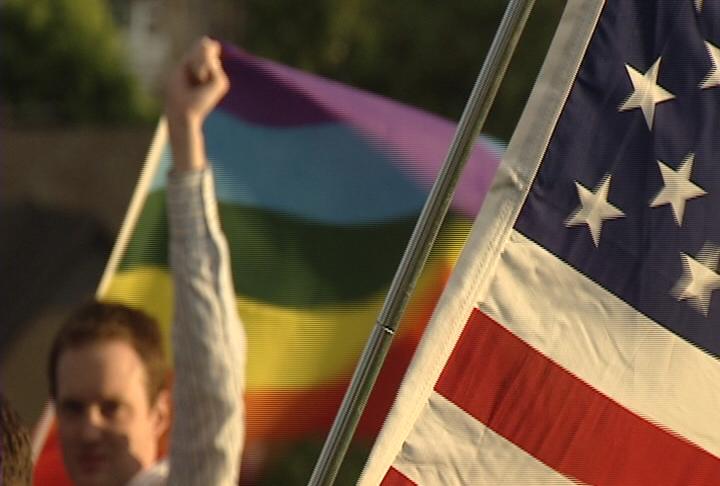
[392,392,576,485]
[481,230,720,457]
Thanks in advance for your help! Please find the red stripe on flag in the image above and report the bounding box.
[435,308,720,485]
[33,423,72,486]
[381,466,417,485]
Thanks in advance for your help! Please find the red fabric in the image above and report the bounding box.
[381,466,417,485]
[33,423,72,486]
[434,308,720,485]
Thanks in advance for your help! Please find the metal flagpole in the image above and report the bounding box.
[307,1,536,484]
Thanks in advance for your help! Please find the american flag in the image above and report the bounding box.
[359,0,720,484]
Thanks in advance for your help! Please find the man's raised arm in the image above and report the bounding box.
[164,37,245,486]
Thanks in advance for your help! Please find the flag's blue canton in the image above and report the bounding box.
[515,0,720,357]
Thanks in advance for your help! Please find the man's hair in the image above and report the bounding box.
[0,395,32,486]
[48,301,168,403]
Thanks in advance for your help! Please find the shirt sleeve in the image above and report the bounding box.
[166,168,245,486]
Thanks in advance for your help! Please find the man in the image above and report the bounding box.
[1,394,33,485]
[49,303,171,485]
[47,37,245,485]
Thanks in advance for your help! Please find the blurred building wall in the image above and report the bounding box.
[0,125,155,425]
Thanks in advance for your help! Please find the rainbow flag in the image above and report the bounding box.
[33,44,501,484]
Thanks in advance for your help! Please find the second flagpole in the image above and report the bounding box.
[307,1,537,484]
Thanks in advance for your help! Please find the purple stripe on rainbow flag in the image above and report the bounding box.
[220,50,337,126]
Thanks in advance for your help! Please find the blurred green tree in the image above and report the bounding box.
[240,0,566,140]
[0,0,155,124]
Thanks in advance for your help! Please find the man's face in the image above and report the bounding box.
[55,340,168,486]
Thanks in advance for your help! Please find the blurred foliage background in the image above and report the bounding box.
[242,0,566,139]
[0,0,566,136]
[0,0,155,124]
[1,0,565,483]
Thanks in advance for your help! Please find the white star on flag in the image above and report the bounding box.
[565,175,625,247]
[673,242,720,316]
[650,154,706,225]
[619,58,675,130]
[701,41,720,89]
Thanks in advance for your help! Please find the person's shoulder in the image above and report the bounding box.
[126,460,168,486]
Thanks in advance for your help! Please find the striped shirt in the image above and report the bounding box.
[132,168,245,485]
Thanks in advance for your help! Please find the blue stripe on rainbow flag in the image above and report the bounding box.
[151,110,429,225]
